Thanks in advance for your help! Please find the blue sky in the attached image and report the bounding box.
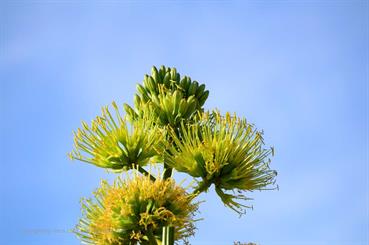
[0,1,368,244]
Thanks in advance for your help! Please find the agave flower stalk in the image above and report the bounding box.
[69,65,278,244]
[74,170,199,245]
[69,102,165,175]
[165,110,277,215]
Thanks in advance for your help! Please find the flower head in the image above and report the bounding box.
[124,65,209,127]
[165,110,277,215]
[74,172,199,244]
[69,102,164,171]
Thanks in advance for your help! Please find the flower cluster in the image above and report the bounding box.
[165,110,277,214]
[124,65,209,127]
[69,102,164,172]
[69,66,278,244]
[74,172,198,245]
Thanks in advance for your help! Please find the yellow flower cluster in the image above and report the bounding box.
[74,172,198,245]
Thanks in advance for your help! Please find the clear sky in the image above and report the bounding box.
[0,1,368,244]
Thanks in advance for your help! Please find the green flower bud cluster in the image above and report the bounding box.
[124,66,209,127]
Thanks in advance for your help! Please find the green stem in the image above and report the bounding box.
[138,166,156,182]
[163,126,180,180]
[192,180,212,195]
[162,226,174,245]
[162,162,172,180]
[161,127,180,245]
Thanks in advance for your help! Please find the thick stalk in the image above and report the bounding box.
[161,157,174,245]
[162,226,174,245]
[161,127,180,245]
